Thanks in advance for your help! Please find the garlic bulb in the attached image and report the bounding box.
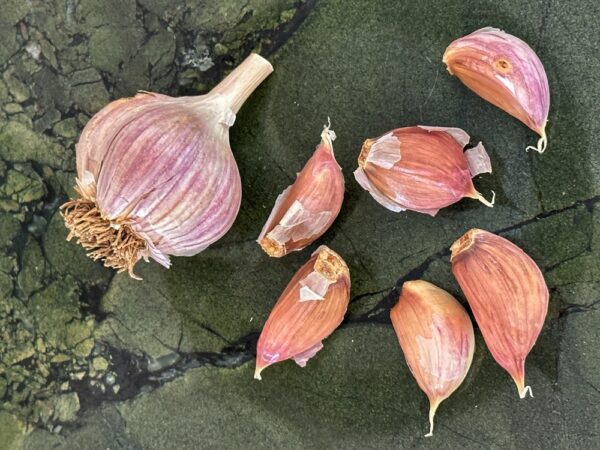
[451,229,549,398]
[443,27,550,153]
[61,54,273,278]
[354,126,494,215]
[258,124,344,257]
[255,246,351,380]
[390,280,475,437]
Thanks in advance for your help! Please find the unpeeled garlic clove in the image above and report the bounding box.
[450,229,549,398]
[390,280,475,437]
[443,27,550,153]
[354,126,494,216]
[257,124,344,257]
[255,246,350,379]
[61,54,273,278]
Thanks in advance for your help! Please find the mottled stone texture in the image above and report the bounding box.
[0,0,599,448]
[0,0,313,443]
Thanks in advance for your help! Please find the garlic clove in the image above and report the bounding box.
[255,246,350,379]
[354,126,494,216]
[258,124,344,257]
[61,54,273,278]
[450,229,549,398]
[390,280,475,437]
[443,27,550,153]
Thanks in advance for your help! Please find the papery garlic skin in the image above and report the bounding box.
[61,54,273,278]
[390,280,474,437]
[443,27,550,153]
[257,125,344,257]
[255,246,350,379]
[451,229,549,398]
[354,126,494,216]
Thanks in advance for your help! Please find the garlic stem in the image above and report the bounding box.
[425,399,440,437]
[525,127,548,154]
[254,365,265,381]
[320,118,337,150]
[469,190,495,208]
[519,385,534,399]
[211,53,274,114]
[515,366,534,398]
[476,190,496,208]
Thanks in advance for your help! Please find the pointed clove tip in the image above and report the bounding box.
[424,400,440,437]
[320,119,337,150]
[401,280,433,297]
[525,127,548,154]
[474,190,495,208]
[254,366,264,381]
[402,280,419,291]
[515,378,534,398]
[519,385,533,398]
[512,365,535,398]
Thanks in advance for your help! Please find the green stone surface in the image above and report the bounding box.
[0,0,598,448]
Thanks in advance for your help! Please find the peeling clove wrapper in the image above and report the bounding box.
[354,126,494,215]
[443,27,550,153]
[451,229,549,398]
[390,280,475,437]
[258,124,344,257]
[61,54,273,278]
[255,246,350,379]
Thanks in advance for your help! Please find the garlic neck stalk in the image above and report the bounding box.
[210,53,274,115]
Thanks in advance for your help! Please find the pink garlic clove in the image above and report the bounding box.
[443,27,550,153]
[390,280,475,437]
[61,54,273,278]
[255,246,350,379]
[451,229,549,398]
[258,124,344,257]
[354,126,494,216]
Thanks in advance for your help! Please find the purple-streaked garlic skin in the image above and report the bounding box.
[86,95,240,258]
[443,27,550,153]
[354,126,494,216]
[64,54,273,276]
